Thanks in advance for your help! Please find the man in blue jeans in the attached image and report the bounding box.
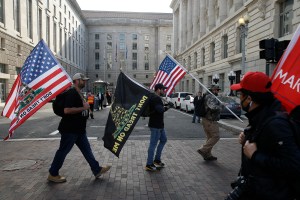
[145,83,170,171]
[48,73,111,183]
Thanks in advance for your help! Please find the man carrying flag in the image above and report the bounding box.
[1,40,72,140]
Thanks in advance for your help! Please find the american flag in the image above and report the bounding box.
[150,55,186,96]
[1,39,72,140]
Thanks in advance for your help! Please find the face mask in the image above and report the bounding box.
[241,95,251,112]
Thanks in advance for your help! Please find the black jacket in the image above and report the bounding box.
[240,99,300,200]
[148,95,167,129]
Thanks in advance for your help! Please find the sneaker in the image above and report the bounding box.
[47,174,66,183]
[95,165,111,178]
[145,164,157,171]
[154,160,165,168]
[204,156,217,161]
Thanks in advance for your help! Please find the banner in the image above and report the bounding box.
[271,25,300,112]
[103,72,152,157]
[1,39,72,139]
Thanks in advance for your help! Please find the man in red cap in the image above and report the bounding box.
[225,71,300,199]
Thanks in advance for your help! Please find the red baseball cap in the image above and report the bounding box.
[230,72,271,93]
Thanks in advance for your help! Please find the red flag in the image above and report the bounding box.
[150,55,186,96]
[271,25,300,113]
[1,40,72,140]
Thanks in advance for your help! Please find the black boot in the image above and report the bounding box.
[90,113,94,119]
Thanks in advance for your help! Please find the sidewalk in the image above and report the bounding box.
[0,138,241,200]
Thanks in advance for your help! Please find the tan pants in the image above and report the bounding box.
[200,118,220,157]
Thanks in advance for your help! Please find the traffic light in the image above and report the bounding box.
[259,38,277,62]
[275,40,290,62]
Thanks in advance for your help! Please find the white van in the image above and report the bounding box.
[168,92,193,109]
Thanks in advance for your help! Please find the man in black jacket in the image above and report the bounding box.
[226,71,300,200]
[145,83,170,171]
[192,91,202,123]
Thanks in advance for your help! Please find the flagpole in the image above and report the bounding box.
[166,53,244,123]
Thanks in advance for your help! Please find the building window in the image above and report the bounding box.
[119,42,125,50]
[95,42,99,49]
[17,45,21,55]
[132,61,137,70]
[95,64,99,70]
[59,12,62,23]
[279,0,294,37]
[132,43,137,50]
[187,56,191,71]
[59,0,62,7]
[145,62,149,70]
[106,52,112,69]
[38,8,42,41]
[133,74,136,78]
[64,5,66,13]
[95,34,99,40]
[222,35,228,59]
[53,22,57,52]
[166,44,171,51]
[95,52,100,61]
[59,28,62,55]
[132,34,137,40]
[64,33,67,59]
[193,52,197,69]
[167,35,171,41]
[13,0,20,32]
[46,16,50,46]
[53,5,56,17]
[132,52,137,60]
[201,48,205,66]
[0,63,5,73]
[108,74,111,78]
[120,33,125,41]
[211,42,215,63]
[145,43,149,51]
[27,0,33,39]
[144,35,149,41]
[0,0,4,23]
[146,75,148,78]
[107,42,112,49]
[107,34,112,40]
[0,37,5,49]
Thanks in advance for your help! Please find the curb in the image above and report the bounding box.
[218,120,244,135]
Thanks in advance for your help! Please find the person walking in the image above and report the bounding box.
[87,92,95,119]
[145,83,170,171]
[197,84,222,161]
[98,92,104,110]
[48,73,111,183]
[192,91,202,123]
[225,71,300,200]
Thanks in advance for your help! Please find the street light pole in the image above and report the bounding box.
[238,14,250,75]
[228,71,236,96]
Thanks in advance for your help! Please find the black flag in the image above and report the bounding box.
[103,72,152,157]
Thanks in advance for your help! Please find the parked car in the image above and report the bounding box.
[180,95,194,112]
[218,96,241,118]
[168,92,193,109]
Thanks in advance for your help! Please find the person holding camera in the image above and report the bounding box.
[145,83,170,172]
[225,72,300,200]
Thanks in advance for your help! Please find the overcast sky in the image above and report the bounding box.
[76,0,173,13]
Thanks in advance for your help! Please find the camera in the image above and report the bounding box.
[224,176,248,200]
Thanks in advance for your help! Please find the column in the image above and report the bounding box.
[180,0,187,51]
[193,0,200,42]
[219,0,227,22]
[208,0,216,31]
[199,0,206,37]
[187,0,193,47]
[174,10,179,54]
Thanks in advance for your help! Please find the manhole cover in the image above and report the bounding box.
[2,160,36,171]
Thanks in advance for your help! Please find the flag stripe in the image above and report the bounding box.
[1,75,22,119]
[150,55,186,94]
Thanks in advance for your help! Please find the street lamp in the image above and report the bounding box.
[238,14,250,75]
[212,74,219,85]
[228,71,236,96]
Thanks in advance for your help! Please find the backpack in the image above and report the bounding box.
[52,87,72,117]
[196,94,207,117]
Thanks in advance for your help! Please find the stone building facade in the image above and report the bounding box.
[170,0,299,95]
[82,11,173,93]
[0,0,87,103]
